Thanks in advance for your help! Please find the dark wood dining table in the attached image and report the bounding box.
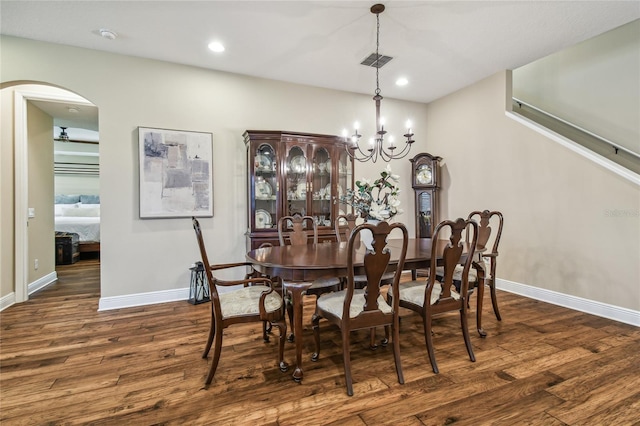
[246,238,487,382]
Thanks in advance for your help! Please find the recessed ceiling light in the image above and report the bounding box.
[396,77,409,86]
[99,29,117,40]
[208,41,225,53]
[68,107,80,113]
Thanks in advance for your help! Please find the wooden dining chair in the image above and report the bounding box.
[191,217,288,385]
[278,214,343,339]
[334,213,398,287]
[434,210,504,321]
[397,217,478,374]
[334,212,395,348]
[311,221,408,396]
[278,214,344,301]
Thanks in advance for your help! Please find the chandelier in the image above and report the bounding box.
[343,3,415,163]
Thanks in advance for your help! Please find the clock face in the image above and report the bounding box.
[416,164,433,185]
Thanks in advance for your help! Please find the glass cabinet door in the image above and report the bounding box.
[311,147,332,228]
[336,150,353,218]
[253,143,277,230]
[417,190,433,238]
[284,145,308,217]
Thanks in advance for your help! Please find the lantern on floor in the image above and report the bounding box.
[188,261,210,305]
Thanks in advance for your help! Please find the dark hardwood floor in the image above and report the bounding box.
[1,259,639,425]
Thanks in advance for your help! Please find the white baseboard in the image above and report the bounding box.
[28,272,58,295]
[96,278,639,327]
[496,278,640,327]
[0,272,58,312]
[0,292,16,311]
[98,287,190,311]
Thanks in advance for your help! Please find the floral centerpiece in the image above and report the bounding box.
[339,164,403,221]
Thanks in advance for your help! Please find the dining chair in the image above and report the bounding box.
[278,214,343,339]
[397,217,478,374]
[434,210,504,321]
[191,217,288,385]
[311,220,408,396]
[334,212,396,348]
[334,213,397,288]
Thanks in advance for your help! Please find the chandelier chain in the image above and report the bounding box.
[375,12,380,96]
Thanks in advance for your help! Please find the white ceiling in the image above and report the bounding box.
[3,1,638,127]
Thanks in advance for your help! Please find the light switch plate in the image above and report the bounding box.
[28,208,35,218]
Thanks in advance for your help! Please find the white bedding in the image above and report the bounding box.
[55,216,101,242]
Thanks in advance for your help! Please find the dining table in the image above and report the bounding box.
[246,238,487,382]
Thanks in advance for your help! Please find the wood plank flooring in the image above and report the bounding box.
[1,259,639,425]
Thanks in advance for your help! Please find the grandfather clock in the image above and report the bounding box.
[410,153,442,239]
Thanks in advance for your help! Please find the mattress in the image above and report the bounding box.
[54,216,101,242]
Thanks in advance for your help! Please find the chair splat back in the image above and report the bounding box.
[334,213,360,245]
[346,221,408,323]
[468,210,503,257]
[430,218,478,306]
[278,214,317,246]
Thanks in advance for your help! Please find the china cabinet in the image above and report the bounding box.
[244,130,354,249]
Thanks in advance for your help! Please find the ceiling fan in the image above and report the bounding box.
[54,126,99,144]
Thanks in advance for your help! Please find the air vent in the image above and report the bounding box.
[360,53,393,68]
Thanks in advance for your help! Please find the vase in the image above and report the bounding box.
[361,219,380,251]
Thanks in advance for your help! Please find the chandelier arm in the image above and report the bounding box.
[345,140,376,162]
[382,139,414,161]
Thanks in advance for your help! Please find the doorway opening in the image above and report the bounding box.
[3,82,99,304]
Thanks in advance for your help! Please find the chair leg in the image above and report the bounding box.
[272,319,289,372]
[286,294,295,342]
[311,313,321,362]
[423,312,439,374]
[205,323,224,385]
[342,329,354,396]
[202,314,216,358]
[489,278,502,321]
[369,328,378,350]
[392,318,404,385]
[262,321,271,342]
[460,302,476,363]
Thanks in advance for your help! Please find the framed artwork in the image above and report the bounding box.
[138,127,213,218]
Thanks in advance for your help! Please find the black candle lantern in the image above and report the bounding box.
[188,261,210,305]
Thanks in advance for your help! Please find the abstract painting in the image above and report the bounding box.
[138,127,213,218]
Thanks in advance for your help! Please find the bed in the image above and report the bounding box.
[54,194,101,253]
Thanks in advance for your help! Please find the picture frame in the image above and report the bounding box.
[138,127,213,218]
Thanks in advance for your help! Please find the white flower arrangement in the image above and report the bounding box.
[339,164,403,221]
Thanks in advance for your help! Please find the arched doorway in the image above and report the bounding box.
[2,82,98,304]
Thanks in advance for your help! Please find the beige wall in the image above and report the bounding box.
[2,35,638,314]
[0,87,12,297]
[54,140,100,196]
[0,36,427,301]
[27,102,55,282]
[513,19,640,154]
[425,71,639,311]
